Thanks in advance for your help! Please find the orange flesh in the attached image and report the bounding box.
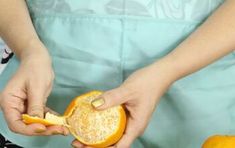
[22,91,126,147]
[67,94,120,144]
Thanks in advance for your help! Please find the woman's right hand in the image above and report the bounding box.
[0,46,68,136]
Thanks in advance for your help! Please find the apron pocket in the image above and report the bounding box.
[52,55,121,90]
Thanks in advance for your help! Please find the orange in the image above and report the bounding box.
[22,90,126,148]
[202,135,235,148]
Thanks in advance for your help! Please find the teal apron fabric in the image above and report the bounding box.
[1,0,235,148]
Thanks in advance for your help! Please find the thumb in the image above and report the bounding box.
[91,87,130,110]
[27,83,46,118]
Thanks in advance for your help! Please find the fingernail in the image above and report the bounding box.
[35,128,46,133]
[91,98,105,108]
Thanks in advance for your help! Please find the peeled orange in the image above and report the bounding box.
[202,135,235,148]
[22,91,126,147]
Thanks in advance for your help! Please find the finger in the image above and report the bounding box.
[115,118,140,148]
[43,126,63,135]
[27,81,46,118]
[24,125,69,136]
[43,81,53,104]
[4,108,47,135]
[1,93,26,113]
[91,87,132,110]
[37,125,65,136]
[62,126,70,136]
[71,139,84,148]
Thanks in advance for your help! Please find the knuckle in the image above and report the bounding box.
[102,92,112,103]
[118,86,136,100]
[28,105,44,116]
[28,105,43,112]
[105,89,121,100]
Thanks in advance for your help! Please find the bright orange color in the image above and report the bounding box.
[202,135,235,148]
[22,114,57,126]
[22,90,126,148]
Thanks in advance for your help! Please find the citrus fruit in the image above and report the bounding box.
[22,90,126,147]
[202,135,235,148]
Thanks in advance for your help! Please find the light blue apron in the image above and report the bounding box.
[1,0,235,148]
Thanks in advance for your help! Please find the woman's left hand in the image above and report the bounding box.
[72,61,176,148]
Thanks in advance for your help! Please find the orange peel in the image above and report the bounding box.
[22,90,126,147]
[202,135,235,148]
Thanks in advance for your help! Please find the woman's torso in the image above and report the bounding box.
[2,1,235,148]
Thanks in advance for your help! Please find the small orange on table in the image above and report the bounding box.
[202,135,235,148]
[22,91,126,148]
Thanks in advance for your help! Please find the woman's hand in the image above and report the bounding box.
[0,48,68,136]
[72,61,177,148]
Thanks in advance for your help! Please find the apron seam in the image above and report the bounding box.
[119,1,126,83]
[29,13,201,25]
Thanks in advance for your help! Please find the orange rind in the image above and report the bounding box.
[202,135,235,148]
[22,90,126,147]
